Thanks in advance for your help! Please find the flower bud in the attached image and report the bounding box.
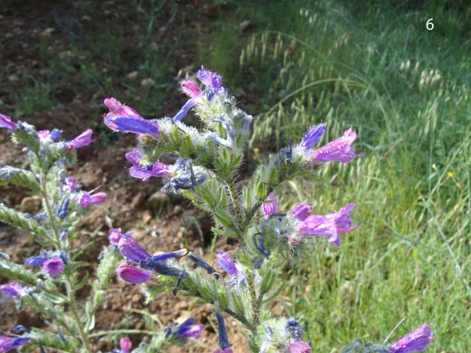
[0,114,17,130]
[65,129,94,152]
[117,265,153,284]
[389,323,433,353]
[0,282,23,297]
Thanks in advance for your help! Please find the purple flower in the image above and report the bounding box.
[0,114,17,130]
[298,203,359,246]
[118,237,150,264]
[125,149,172,180]
[172,318,204,339]
[290,203,312,222]
[0,337,30,351]
[389,323,433,353]
[119,337,132,353]
[105,116,160,135]
[286,318,303,341]
[42,257,65,277]
[24,256,48,266]
[61,177,77,193]
[197,66,223,91]
[173,99,197,122]
[0,282,23,297]
[76,190,107,208]
[299,124,325,149]
[65,129,94,152]
[139,258,189,278]
[104,98,142,118]
[108,228,132,246]
[57,197,71,219]
[262,193,278,219]
[181,80,203,98]
[215,251,239,276]
[307,128,362,163]
[188,253,219,277]
[288,342,311,353]
[149,249,188,263]
[37,129,61,141]
[214,311,232,353]
[117,265,153,284]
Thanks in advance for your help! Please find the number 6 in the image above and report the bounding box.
[426,19,434,30]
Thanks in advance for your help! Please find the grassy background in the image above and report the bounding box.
[207,0,470,351]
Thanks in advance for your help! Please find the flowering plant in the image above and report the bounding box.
[101,66,434,353]
[0,116,203,352]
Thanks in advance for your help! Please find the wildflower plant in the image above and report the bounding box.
[0,116,204,352]
[102,66,434,353]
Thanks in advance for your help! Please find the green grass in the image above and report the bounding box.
[203,0,471,351]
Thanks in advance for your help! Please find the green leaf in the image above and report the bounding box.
[73,271,90,291]
[42,292,68,304]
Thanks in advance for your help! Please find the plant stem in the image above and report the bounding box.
[66,278,91,352]
[226,179,243,230]
[39,174,62,249]
[247,274,260,331]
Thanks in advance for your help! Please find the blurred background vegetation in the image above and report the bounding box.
[1,0,470,351]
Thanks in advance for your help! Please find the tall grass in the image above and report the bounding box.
[228,0,471,351]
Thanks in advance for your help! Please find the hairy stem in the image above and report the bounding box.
[247,274,260,330]
[226,179,243,230]
[66,278,91,352]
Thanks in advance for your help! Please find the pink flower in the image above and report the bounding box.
[262,193,278,219]
[181,80,203,98]
[288,341,311,353]
[298,203,359,246]
[0,282,23,297]
[117,265,153,284]
[42,257,65,277]
[308,128,362,163]
[0,114,16,130]
[119,337,132,353]
[66,129,94,152]
[61,177,77,193]
[108,228,132,246]
[125,149,172,180]
[76,189,106,208]
[289,203,312,221]
[104,98,141,118]
[389,323,433,353]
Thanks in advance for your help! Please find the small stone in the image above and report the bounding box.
[58,51,75,59]
[20,195,42,214]
[238,20,251,31]
[149,42,158,51]
[172,205,182,215]
[140,78,155,87]
[132,294,140,302]
[81,15,91,21]
[40,28,55,38]
[126,71,138,80]
[8,74,20,82]
[148,191,169,206]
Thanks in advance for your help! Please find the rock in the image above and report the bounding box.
[140,78,155,87]
[126,71,138,80]
[20,196,42,214]
[40,28,55,38]
[238,20,251,31]
[148,191,169,206]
